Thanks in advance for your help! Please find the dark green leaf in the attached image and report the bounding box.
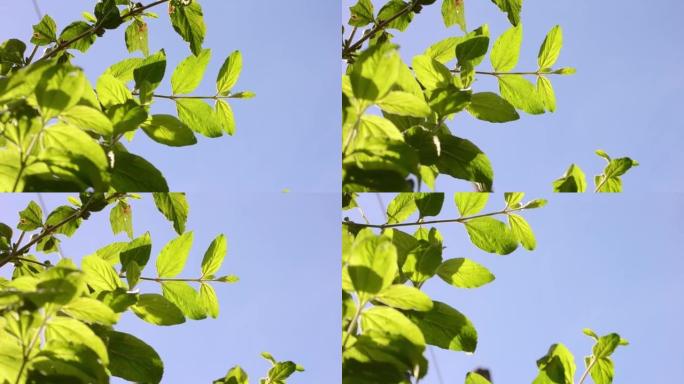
[152,193,189,234]
[141,114,197,147]
[131,293,186,326]
[169,2,206,55]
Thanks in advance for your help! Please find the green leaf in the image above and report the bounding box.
[350,44,400,101]
[60,105,114,136]
[427,86,471,117]
[82,255,123,291]
[216,50,242,95]
[437,258,495,288]
[43,206,80,237]
[161,281,207,320]
[18,201,43,231]
[466,92,520,123]
[215,100,236,135]
[31,15,57,45]
[537,76,556,112]
[201,234,228,277]
[94,0,123,29]
[36,65,86,119]
[107,100,148,135]
[111,150,169,192]
[538,25,563,69]
[589,357,614,384]
[466,372,492,384]
[120,232,152,271]
[125,19,149,56]
[152,193,189,234]
[156,232,194,278]
[464,217,518,255]
[105,330,163,384]
[437,135,493,191]
[402,239,442,284]
[376,284,433,311]
[347,234,398,302]
[131,293,186,326]
[141,114,197,147]
[386,194,417,224]
[105,57,145,82]
[412,54,452,90]
[498,76,545,114]
[199,283,219,318]
[508,213,536,250]
[553,164,587,193]
[456,36,490,66]
[215,366,248,384]
[490,0,522,26]
[455,192,489,217]
[442,0,466,32]
[410,301,477,352]
[593,333,621,358]
[45,316,108,364]
[377,0,414,32]
[169,2,206,55]
[504,192,524,207]
[172,48,211,94]
[109,201,133,239]
[414,193,444,218]
[125,260,141,289]
[133,50,167,102]
[491,24,522,71]
[96,73,132,108]
[349,0,375,27]
[533,343,576,384]
[176,98,223,137]
[595,156,638,193]
[377,91,431,117]
[361,306,426,348]
[61,297,119,326]
[59,22,96,52]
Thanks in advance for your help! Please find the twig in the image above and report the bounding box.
[343,1,417,57]
[343,206,526,229]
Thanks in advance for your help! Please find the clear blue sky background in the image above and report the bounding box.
[1,193,339,383]
[348,193,684,383]
[1,0,339,193]
[343,0,684,192]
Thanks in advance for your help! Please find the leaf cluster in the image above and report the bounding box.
[0,193,238,383]
[0,1,251,192]
[553,150,638,193]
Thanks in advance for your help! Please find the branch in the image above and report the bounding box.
[343,206,526,229]
[343,1,417,57]
[120,275,229,283]
[132,92,241,101]
[39,0,170,61]
[450,68,568,77]
[578,356,596,384]
[0,193,126,269]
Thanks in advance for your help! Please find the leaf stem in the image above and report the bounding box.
[119,275,228,283]
[343,206,526,229]
[39,0,170,61]
[578,356,597,384]
[342,302,364,350]
[134,92,240,100]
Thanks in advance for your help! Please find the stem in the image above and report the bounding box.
[120,275,227,283]
[15,257,49,268]
[25,45,39,65]
[451,69,547,77]
[578,356,596,384]
[594,176,607,193]
[39,0,170,61]
[15,313,51,384]
[342,302,364,350]
[343,1,417,57]
[343,206,526,229]
[133,92,240,101]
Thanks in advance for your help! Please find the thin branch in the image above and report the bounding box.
[343,206,526,229]
[36,193,64,259]
[578,356,596,384]
[119,275,228,283]
[342,303,363,350]
[15,257,49,268]
[132,92,241,101]
[39,0,170,61]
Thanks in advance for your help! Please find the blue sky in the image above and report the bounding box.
[348,193,684,383]
[1,0,339,193]
[343,0,684,192]
[1,193,339,383]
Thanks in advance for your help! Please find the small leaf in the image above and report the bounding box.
[378,91,431,117]
[414,193,444,218]
[442,0,466,32]
[176,99,223,137]
[455,192,489,217]
[466,92,519,123]
[376,284,433,311]
[498,76,545,115]
[464,217,518,255]
[82,255,123,292]
[412,54,452,90]
[60,105,114,136]
[466,372,492,384]
[409,301,477,352]
[161,281,206,320]
[125,19,149,56]
[537,76,556,112]
[169,2,206,55]
[201,234,228,277]
[491,24,522,72]
[508,214,536,250]
[152,193,189,234]
[199,283,219,318]
[141,114,197,147]
[348,0,375,27]
[538,25,563,69]
[553,164,587,193]
[18,201,43,231]
[215,100,236,135]
[216,50,242,95]
[96,73,132,108]
[59,22,96,52]
[31,15,57,45]
[61,297,119,326]
[156,232,194,278]
[109,201,133,239]
[386,194,417,224]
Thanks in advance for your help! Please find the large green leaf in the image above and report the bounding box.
[349,0,375,27]
[442,0,466,32]
[490,0,522,25]
[161,281,206,320]
[105,330,164,384]
[125,19,149,56]
[361,306,425,349]
[61,297,119,326]
[81,255,123,291]
[215,100,236,135]
[377,91,431,118]
[402,239,442,284]
[491,24,522,71]
[436,135,493,191]
[412,54,452,90]
[35,65,86,119]
[60,105,113,136]
[410,301,477,352]
[171,49,211,94]
[533,343,576,384]
[553,164,586,192]
[347,234,398,302]
[455,192,489,217]
[498,75,545,114]
[176,98,223,137]
[464,217,518,255]
[141,114,197,147]
[508,213,536,250]
[466,92,520,123]
[152,192,189,234]
[436,258,495,288]
[131,293,186,326]
[156,232,194,278]
[110,151,169,192]
[96,73,132,108]
[350,44,400,102]
[169,2,206,55]
[31,15,57,46]
[386,194,417,224]
[376,284,433,311]
[45,316,108,364]
[414,193,444,218]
